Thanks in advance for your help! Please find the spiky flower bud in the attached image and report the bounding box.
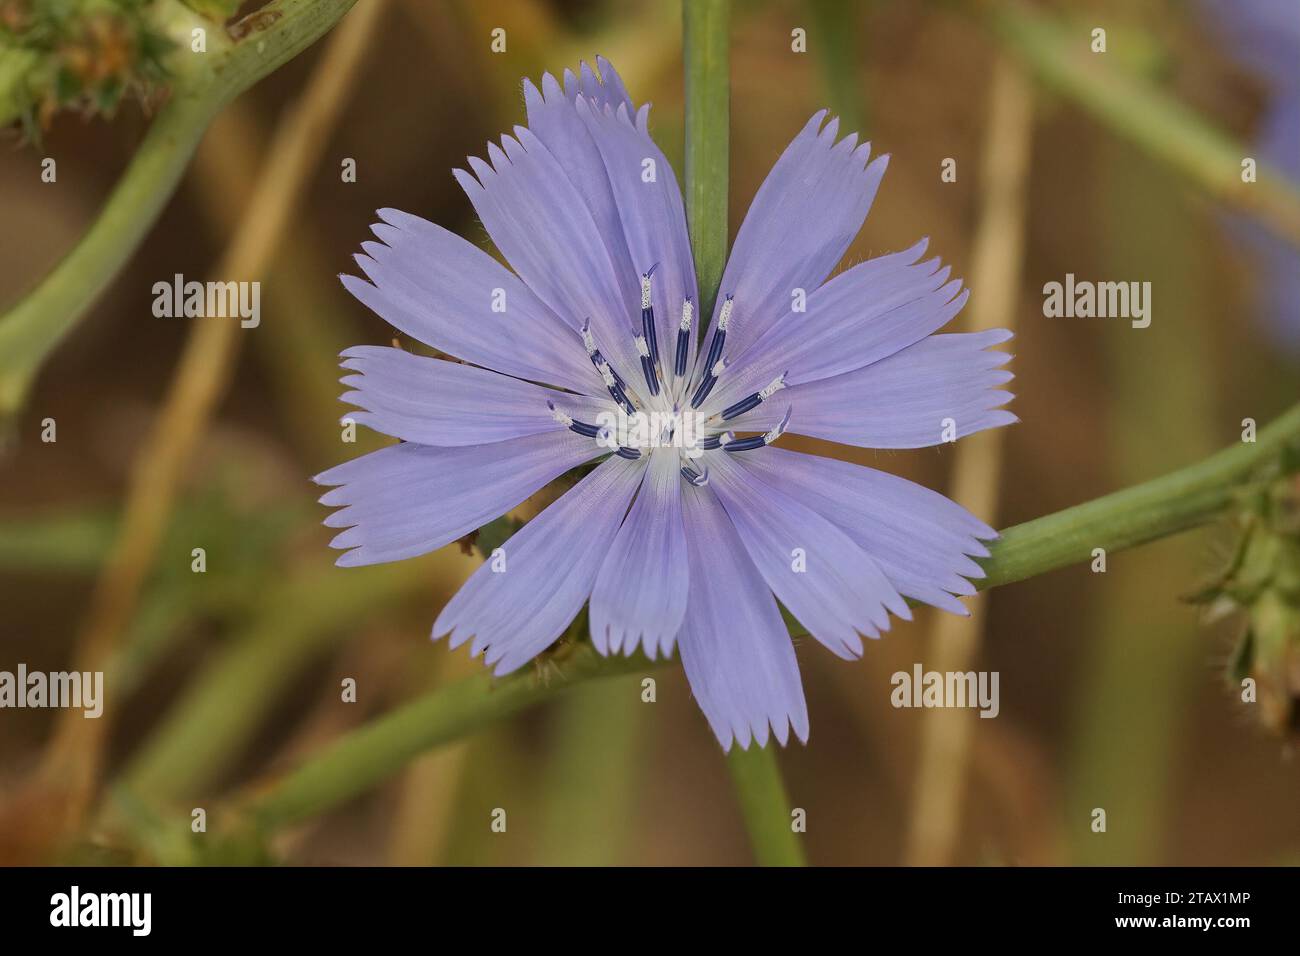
[1195,461,1300,738]
[0,0,177,133]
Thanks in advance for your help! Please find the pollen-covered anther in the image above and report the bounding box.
[590,352,634,413]
[674,297,694,378]
[680,465,709,486]
[596,360,616,388]
[700,294,732,372]
[722,406,792,452]
[547,400,603,439]
[690,355,729,409]
[635,333,661,397]
[716,294,734,332]
[580,318,597,355]
[718,370,788,422]
[640,269,655,310]
[759,372,789,401]
[640,264,661,370]
[546,399,572,427]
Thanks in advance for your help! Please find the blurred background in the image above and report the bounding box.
[1,0,1298,865]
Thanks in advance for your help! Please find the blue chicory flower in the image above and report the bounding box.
[316,58,1016,749]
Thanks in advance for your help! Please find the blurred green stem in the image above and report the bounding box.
[725,746,806,866]
[242,646,659,831]
[686,0,806,868]
[0,88,215,417]
[979,402,1300,590]
[0,510,116,571]
[810,0,865,131]
[0,0,358,422]
[120,560,428,802]
[683,0,730,322]
[982,0,1300,248]
[535,675,645,865]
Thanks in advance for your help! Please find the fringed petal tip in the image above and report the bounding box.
[523,55,631,113]
[802,108,889,176]
[713,714,810,753]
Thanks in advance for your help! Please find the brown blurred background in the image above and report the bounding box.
[1,0,1297,865]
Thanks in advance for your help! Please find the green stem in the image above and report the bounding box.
[0,88,217,416]
[243,646,658,831]
[535,675,645,865]
[685,0,805,868]
[0,0,358,421]
[120,560,428,802]
[0,509,117,572]
[683,0,730,322]
[725,746,806,866]
[978,402,1300,591]
[810,0,865,132]
[224,399,1300,839]
[982,0,1300,248]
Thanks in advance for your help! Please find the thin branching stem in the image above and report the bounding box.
[0,0,360,422]
[0,1,382,863]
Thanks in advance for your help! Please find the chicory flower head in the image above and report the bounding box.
[316,58,1015,750]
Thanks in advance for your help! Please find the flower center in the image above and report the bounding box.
[548,275,795,483]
